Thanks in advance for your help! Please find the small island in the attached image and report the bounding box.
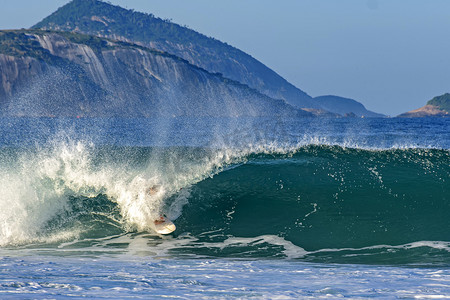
[397,93,450,118]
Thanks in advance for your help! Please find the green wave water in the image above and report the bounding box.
[174,146,450,264]
[1,143,447,265]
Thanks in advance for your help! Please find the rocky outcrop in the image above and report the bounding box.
[397,105,449,118]
[0,30,311,118]
[397,93,450,118]
[0,54,46,99]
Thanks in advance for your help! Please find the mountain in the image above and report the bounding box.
[33,0,320,110]
[0,30,312,118]
[397,93,450,118]
[314,95,385,118]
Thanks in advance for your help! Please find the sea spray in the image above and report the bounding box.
[0,134,273,245]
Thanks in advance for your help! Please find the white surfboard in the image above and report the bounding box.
[154,217,176,234]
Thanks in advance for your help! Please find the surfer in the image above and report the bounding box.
[146,186,165,224]
[145,185,167,225]
[145,185,176,234]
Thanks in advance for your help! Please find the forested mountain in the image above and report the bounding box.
[33,0,318,109]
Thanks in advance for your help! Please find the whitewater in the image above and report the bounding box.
[0,116,449,298]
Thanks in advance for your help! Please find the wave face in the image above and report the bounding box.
[175,147,450,264]
[0,117,449,265]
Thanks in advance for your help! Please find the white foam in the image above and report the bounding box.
[310,241,450,255]
[190,235,308,259]
[0,138,262,245]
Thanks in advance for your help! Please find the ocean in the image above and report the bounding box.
[0,116,449,298]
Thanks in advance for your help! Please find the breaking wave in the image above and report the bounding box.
[0,135,448,265]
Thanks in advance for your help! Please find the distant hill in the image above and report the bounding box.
[33,0,319,109]
[427,93,450,112]
[314,95,385,118]
[397,93,450,118]
[0,30,311,118]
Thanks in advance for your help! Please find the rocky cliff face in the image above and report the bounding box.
[0,30,311,118]
[397,105,449,118]
[0,54,45,100]
[33,0,318,109]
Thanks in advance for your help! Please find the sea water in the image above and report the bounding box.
[0,117,449,298]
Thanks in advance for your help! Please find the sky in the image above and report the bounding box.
[1,0,449,116]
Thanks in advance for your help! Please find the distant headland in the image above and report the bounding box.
[397,93,450,118]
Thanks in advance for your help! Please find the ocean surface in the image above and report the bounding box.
[0,116,449,298]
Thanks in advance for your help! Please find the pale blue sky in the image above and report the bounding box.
[1,0,449,115]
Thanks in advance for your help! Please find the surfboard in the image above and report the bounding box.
[154,217,176,234]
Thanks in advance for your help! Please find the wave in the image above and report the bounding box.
[0,139,449,264]
[173,146,450,264]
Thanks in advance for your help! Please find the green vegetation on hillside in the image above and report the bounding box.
[58,31,114,53]
[0,29,116,59]
[0,31,55,62]
[33,0,234,52]
[427,93,450,112]
[0,29,176,62]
